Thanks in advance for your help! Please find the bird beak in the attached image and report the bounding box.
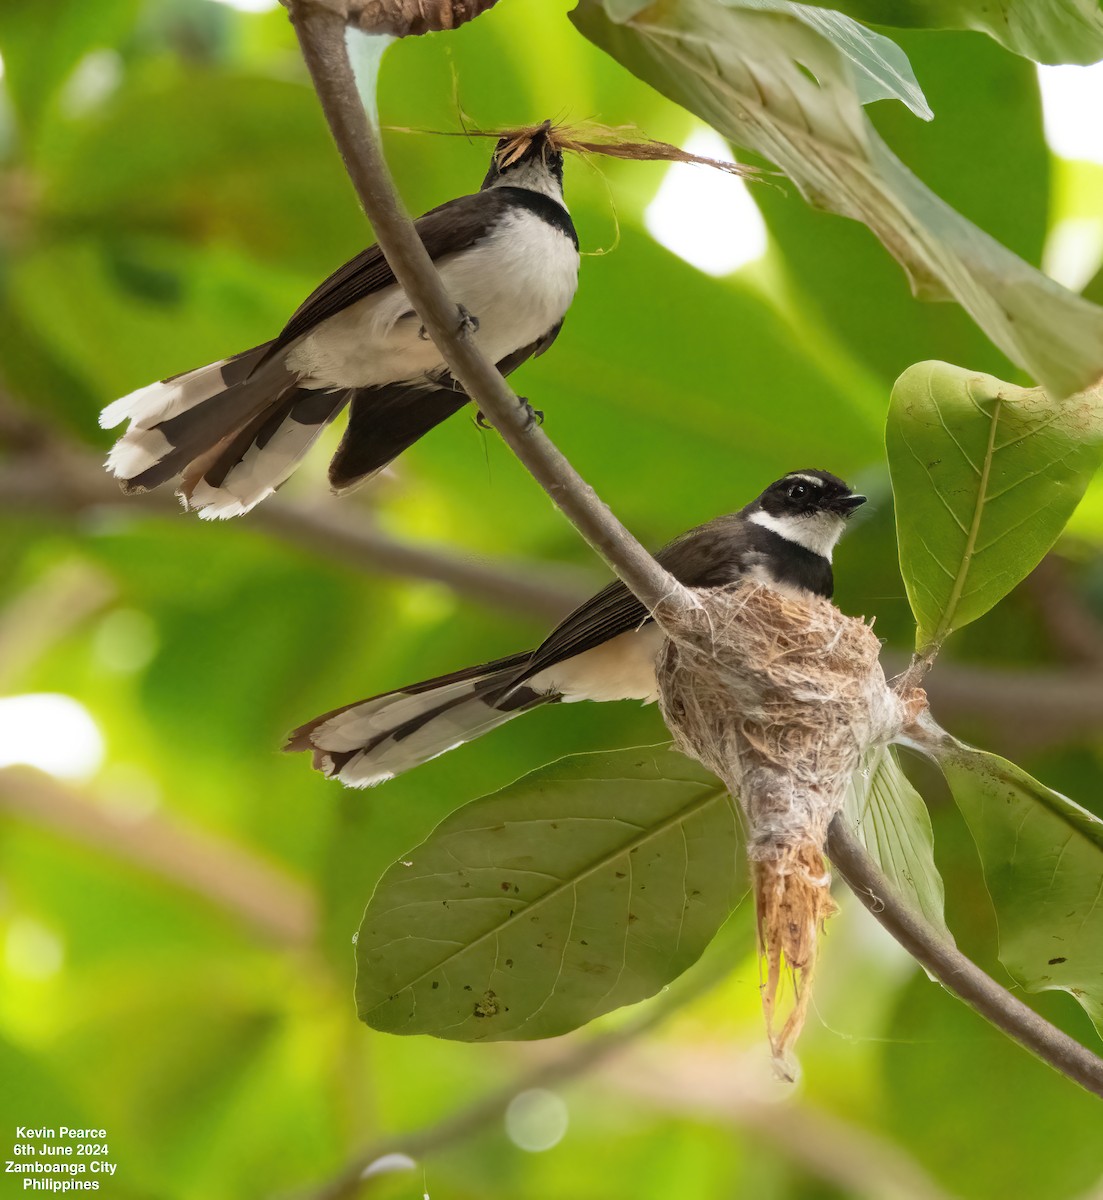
[833,493,867,518]
[519,119,554,162]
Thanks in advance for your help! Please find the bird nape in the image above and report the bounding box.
[99,121,580,519]
[285,470,866,788]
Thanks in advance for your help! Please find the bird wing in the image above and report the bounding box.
[270,191,511,353]
[512,517,751,686]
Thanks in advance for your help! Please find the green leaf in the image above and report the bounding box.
[729,0,932,119]
[570,0,1103,398]
[795,0,1103,66]
[842,746,949,938]
[937,739,1103,1036]
[355,746,742,1041]
[886,361,1102,651]
[884,973,1103,1200]
[0,0,139,137]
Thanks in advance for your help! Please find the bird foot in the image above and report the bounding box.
[418,305,480,342]
[519,397,544,428]
[474,397,544,430]
[456,304,480,338]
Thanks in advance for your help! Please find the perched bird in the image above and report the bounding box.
[100,122,579,519]
[287,470,867,787]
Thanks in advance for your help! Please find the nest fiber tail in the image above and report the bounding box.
[656,582,906,1073]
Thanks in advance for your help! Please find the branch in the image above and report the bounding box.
[0,766,316,947]
[0,432,590,623]
[286,2,694,622]
[253,499,590,621]
[826,814,1103,1099]
[279,0,501,36]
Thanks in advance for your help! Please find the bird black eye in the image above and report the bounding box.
[787,483,809,501]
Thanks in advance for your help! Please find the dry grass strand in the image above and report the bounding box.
[385,119,768,180]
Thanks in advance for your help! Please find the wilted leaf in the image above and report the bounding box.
[886,361,1102,651]
[571,0,1103,398]
[730,0,932,118]
[797,0,1103,66]
[356,746,742,1041]
[841,746,949,937]
[938,739,1103,1037]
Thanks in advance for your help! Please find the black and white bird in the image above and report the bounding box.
[286,470,867,788]
[100,122,579,519]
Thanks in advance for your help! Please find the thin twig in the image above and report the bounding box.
[286,2,694,621]
[0,766,317,946]
[826,814,1103,1099]
[0,437,590,622]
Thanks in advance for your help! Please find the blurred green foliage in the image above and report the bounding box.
[1,2,1102,1198]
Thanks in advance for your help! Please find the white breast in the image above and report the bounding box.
[287,207,579,389]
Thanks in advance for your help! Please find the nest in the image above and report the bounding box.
[656,582,905,1074]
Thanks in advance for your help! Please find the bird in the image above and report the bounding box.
[286,470,867,788]
[99,121,580,519]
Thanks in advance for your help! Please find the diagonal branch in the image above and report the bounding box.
[826,814,1103,1098]
[286,2,694,622]
[0,418,590,622]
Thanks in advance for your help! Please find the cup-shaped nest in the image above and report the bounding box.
[656,582,904,1071]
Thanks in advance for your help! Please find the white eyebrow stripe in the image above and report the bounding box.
[785,473,827,487]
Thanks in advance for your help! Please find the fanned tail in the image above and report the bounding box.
[182,388,350,519]
[285,652,554,787]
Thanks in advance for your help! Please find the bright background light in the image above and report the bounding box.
[645,128,768,277]
[4,917,65,981]
[209,0,280,11]
[505,1088,569,1153]
[1037,62,1103,165]
[0,694,105,781]
[1036,64,1103,292]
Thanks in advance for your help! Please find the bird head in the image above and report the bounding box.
[751,470,867,557]
[480,120,565,200]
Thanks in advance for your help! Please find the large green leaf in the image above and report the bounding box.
[937,739,1103,1037]
[355,746,742,1041]
[797,0,1103,65]
[571,0,1103,399]
[886,361,1102,651]
[841,746,949,938]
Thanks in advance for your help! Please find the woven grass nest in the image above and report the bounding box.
[656,581,913,1074]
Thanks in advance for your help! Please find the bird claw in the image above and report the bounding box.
[473,398,544,430]
[419,306,479,342]
[457,305,480,338]
[518,397,544,428]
